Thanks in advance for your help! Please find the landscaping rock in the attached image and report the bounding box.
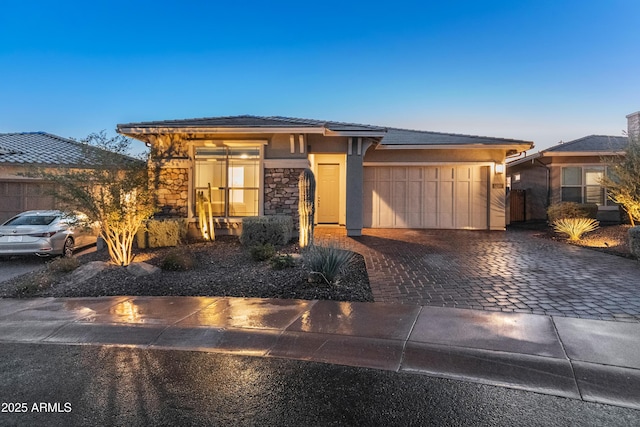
[126,262,161,277]
[628,226,640,258]
[64,261,111,286]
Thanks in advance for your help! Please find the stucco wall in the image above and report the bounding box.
[364,147,507,163]
[509,162,549,221]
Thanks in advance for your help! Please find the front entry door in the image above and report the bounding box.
[317,163,340,223]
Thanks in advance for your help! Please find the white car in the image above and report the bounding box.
[0,210,99,258]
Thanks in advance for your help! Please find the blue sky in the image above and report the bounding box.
[1,0,639,154]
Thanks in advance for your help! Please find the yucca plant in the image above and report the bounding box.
[552,218,600,241]
[303,244,352,284]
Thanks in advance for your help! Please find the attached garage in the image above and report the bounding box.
[363,165,489,229]
[0,181,56,223]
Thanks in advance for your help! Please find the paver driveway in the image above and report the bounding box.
[315,228,640,322]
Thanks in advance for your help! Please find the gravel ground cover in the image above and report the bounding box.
[532,223,634,258]
[0,236,373,301]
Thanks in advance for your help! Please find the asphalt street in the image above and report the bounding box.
[0,256,47,283]
[0,344,637,426]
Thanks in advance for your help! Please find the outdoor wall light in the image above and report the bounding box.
[495,163,505,174]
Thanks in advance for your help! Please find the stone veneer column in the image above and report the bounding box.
[627,111,640,140]
[264,168,305,229]
[156,167,189,216]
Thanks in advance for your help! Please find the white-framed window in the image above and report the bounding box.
[195,147,260,217]
[561,166,613,206]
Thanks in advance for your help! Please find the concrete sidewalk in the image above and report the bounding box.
[1,296,639,410]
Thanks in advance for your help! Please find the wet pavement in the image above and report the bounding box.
[315,228,640,322]
[0,296,639,411]
[3,344,638,426]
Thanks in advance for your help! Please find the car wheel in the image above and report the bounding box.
[63,238,75,258]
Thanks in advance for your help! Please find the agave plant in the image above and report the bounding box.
[303,244,352,284]
[552,218,599,241]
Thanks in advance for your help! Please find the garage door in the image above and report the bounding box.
[363,166,488,229]
[0,181,56,223]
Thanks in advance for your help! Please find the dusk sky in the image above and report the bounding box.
[2,0,639,155]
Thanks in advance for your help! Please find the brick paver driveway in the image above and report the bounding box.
[315,227,640,322]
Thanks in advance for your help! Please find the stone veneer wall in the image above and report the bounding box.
[156,167,189,216]
[264,168,304,229]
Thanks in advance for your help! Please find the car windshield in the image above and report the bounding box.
[3,215,59,226]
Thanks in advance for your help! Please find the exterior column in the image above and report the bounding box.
[345,138,371,236]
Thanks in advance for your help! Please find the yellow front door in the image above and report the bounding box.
[317,163,340,223]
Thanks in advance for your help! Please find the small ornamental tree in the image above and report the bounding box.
[29,131,155,266]
[601,135,640,225]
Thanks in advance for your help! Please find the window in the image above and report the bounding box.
[561,166,611,206]
[195,147,260,217]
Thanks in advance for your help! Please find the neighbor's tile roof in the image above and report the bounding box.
[0,132,139,166]
[544,135,628,152]
[118,114,532,147]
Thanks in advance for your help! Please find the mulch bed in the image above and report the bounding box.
[525,223,635,259]
[0,236,374,302]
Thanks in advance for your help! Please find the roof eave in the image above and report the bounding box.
[376,143,533,150]
[544,151,625,157]
[117,126,329,135]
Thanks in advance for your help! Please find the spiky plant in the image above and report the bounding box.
[552,218,600,241]
[303,244,353,284]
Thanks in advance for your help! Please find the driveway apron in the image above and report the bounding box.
[315,228,640,322]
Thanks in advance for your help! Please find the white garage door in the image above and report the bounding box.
[363,165,488,229]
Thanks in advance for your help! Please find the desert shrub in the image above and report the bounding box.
[270,254,296,270]
[240,215,293,247]
[160,248,196,271]
[547,202,597,223]
[137,219,182,248]
[250,243,276,261]
[47,256,80,273]
[552,217,600,241]
[303,245,353,284]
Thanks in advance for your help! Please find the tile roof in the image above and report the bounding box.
[382,127,532,146]
[117,114,386,132]
[544,135,628,152]
[118,115,532,147]
[0,132,140,166]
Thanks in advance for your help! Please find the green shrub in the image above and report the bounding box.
[47,256,80,273]
[240,215,293,247]
[137,219,182,248]
[547,202,597,223]
[250,243,276,261]
[303,245,353,284]
[552,217,600,241]
[270,254,296,270]
[160,248,196,271]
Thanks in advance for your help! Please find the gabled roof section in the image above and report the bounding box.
[378,128,533,149]
[507,135,629,167]
[117,114,533,150]
[117,115,387,137]
[0,132,141,167]
[544,135,628,153]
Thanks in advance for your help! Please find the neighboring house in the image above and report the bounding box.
[0,132,139,223]
[117,115,532,236]
[506,110,640,223]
